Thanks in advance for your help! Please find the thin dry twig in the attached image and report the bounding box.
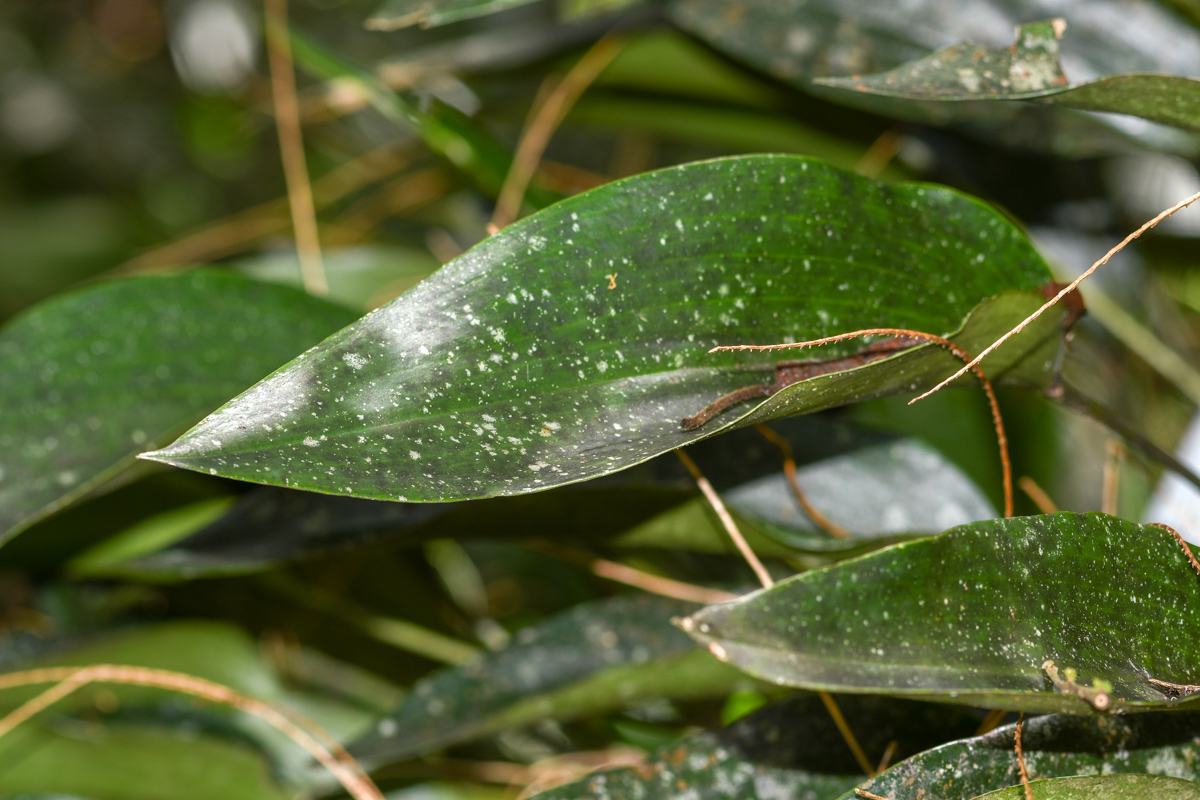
[265,0,327,295]
[524,539,738,604]
[854,787,891,800]
[1102,439,1124,516]
[0,664,383,800]
[820,691,876,777]
[911,189,1200,405]
[1148,522,1200,577]
[854,129,902,179]
[875,740,899,774]
[1147,677,1200,697]
[1015,713,1033,800]
[1018,476,1059,515]
[713,327,1013,517]
[674,449,773,588]
[490,35,625,230]
[975,707,1008,736]
[754,424,851,538]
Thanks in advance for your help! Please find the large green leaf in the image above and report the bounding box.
[682,512,1200,713]
[531,694,979,800]
[348,594,744,766]
[0,271,359,544]
[846,712,1200,800]
[979,775,1200,799]
[141,155,1055,502]
[817,21,1200,135]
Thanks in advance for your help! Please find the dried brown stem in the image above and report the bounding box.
[713,327,1013,517]
[854,790,891,800]
[875,740,898,774]
[675,449,773,589]
[1147,522,1200,577]
[266,0,327,295]
[491,35,625,230]
[912,189,1200,405]
[0,664,383,800]
[975,707,1008,736]
[524,540,738,604]
[820,691,876,777]
[854,129,902,179]
[1148,677,1200,696]
[754,424,850,538]
[1102,439,1123,516]
[1018,476,1059,515]
[1015,712,1033,800]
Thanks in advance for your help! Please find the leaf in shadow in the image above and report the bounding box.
[682,512,1200,713]
[847,712,1200,800]
[0,272,359,545]
[530,694,980,800]
[141,155,1056,502]
[816,20,1200,135]
[349,594,745,765]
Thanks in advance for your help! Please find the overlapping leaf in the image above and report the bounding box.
[846,711,1200,800]
[817,21,1200,135]
[532,695,979,800]
[683,513,1200,713]
[142,155,1056,502]
[0,272,358,544]
[348,594,745,766]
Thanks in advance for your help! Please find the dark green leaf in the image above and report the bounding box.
[349,594,743,765]
[0,272,358,544]
[817,21,1200,135]
[682,512,1200,713]
[848,712,1200,800]
[667,0,1200,154]
[979,775,1200,799]
[141,155,1055,502]
[0,721,290,800]
[531,694,979,800]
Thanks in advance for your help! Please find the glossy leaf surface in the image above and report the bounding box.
[818,21,1200,134]
[683,513,1200,713]
[143,155,1054,502]
[847,712,1200,800]
[979,775,1200,800]
[0,272,358,544]
[532,694,978,800]
[349,594,742,765]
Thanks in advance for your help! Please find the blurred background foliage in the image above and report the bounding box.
[5,0,1200,796]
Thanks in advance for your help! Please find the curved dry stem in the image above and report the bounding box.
[713,327,1013,517]
[1148,522,1200,577]
[675,448,773,589]
[910,189,1200,405]
[0,664,383,800]
[754,424,850,538]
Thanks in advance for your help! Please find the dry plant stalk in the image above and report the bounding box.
[1015,713,1034,800]
[674,448,773,588]
[266,0,328,296]
[1018,476,1059,514]
[754,424,851,538]
[0,664,383,800]
[1148,522,1200,576]
[713,327,1013,517]
[490,35,626,230]
[912,189,1200,405]
[524,539,737,604]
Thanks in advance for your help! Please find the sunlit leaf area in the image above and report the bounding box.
[5,1,1200,798]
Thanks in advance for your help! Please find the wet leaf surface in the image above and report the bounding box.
[818,21,1200,134]
[142,155,1054,502]
[348,594,743,765]
[848,712,1200,800]
[683,513,1200,713]
[0,272,359,545]
[531,694,978,800]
